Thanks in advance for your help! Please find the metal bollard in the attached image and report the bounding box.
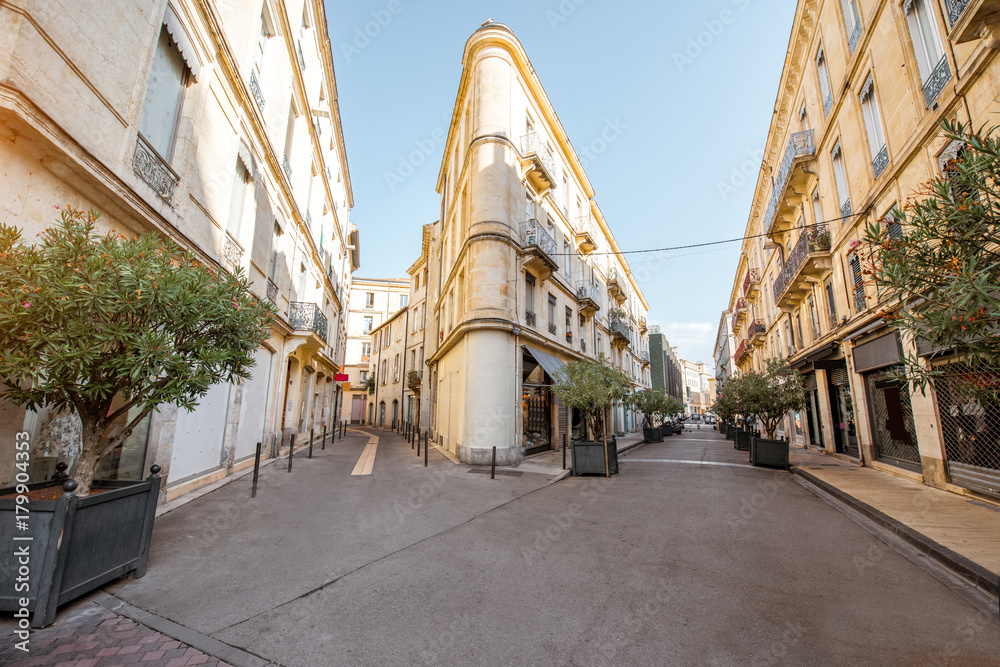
[341,420,344,438]
[309,428,314,459]
[287,433,296,472]
[424,432,428,467]
[322,425,327,451]
[251,441,262,499]
[417,430,421,456]
[491,446,497,479]
[562,433,567,470]
[412,429,416,450]
[424,432,429,465]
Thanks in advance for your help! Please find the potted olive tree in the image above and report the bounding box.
[741,360,807,469]
[0,208,273,627]
[659,395,684,438]
[553,355,632,477]
[631,389,669,443]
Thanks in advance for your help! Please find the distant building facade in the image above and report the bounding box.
[341,277,409,423]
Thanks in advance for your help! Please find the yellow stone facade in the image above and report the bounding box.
[0,0,358,499]
[723,0,1000,500]
[422,22,652,465]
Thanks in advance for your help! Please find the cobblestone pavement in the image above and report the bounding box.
[2,602,228,667]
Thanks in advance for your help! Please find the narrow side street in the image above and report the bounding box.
[5,428,997,666]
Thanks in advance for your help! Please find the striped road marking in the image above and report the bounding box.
[622,458,754,469]
[351,433,379,476]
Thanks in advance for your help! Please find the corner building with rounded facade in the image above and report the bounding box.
[424,23,652,466]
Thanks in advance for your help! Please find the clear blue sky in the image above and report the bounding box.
[324,0,798,366]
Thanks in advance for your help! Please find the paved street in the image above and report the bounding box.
[6,427,1000,666]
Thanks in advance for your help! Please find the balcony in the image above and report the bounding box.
[949,0,997,43]
[407,369,422,391]
[772,226,833,311]
[526,310,537,327]
[607,267,628,305]
[734,298,749,327]
[522,219,559,279]
[133,136,179,203]
[248,72,265,109]
[639,317,648,334]
[734,339,749,366]
[748,320,766,347]
[548,321,557,336]
[221,233,243,269]
[922,55,951,108]
[581,338,587,354]
[519,133,556,192]
[288,302,329,345]
[576,281,601,317]
[639,350,650,367]
[848,21,863,54]
[573,213,598,254]
[742,268,760,300]
[266,279,278,305]
[763,130,816,237]
[610,318,631,348]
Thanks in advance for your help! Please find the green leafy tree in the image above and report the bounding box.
[663,395,684,420]
[629,389,667,428]
[735,360,807,439]
[863,120,1000,400]
[0,208,275,494]
[365,375,376,395]
[552,354,632,440]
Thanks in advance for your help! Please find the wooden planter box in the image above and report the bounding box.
[571,441,619,476]
[0,467,161,628]
[643,427,663,443]
[751,437,790,470]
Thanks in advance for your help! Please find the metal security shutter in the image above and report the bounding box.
[828,367,850,386]
[934,362,1000,499]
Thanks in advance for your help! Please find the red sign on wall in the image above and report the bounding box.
[335,374,349,382]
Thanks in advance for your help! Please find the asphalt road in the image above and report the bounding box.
[106,428,1000,666]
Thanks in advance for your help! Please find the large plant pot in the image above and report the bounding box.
[659,423,673,438]
[0,466,161,628]
[643,427,663,443]
[735,428,751,451]
[571,440,619,476]
[751,437,790,470]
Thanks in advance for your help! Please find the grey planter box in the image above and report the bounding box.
[643,427,662,443]
[725,424,735,441]
[735,429,751,451]
[571,440,619,476]
[751,437,790,470]
[659,423,673,438]
[0,467,161,628]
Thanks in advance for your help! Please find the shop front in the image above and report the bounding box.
[854,332,920,471]
[522,345,566,456]
[824,363,860,458]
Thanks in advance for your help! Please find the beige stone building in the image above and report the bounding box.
[0,0,358,500]
[417,22,652,466]
[340,276,409,423]
[721,0,1000,501]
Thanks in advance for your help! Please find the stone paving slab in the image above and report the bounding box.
[789,445,1000,598]
[1,599,230,667]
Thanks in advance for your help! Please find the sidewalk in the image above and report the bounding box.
[788,445,1000,599]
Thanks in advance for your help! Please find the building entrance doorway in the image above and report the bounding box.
[866,367,920,471]
[827,365,859,457]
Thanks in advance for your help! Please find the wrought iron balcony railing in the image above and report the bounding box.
[742,268,760,296]
[872,145,890,179]
[573,213,599,253]
[922,55,951,108]
[848,21,863,54]
[640,350,650,364]
[763,130,816,233]
[526,310,537,327]
[266,279,278,305]
[288,302,329,344]
[945,0,971,26]
[249,71,265,109]
[521,219,558,259]
[133,136,179,203]
[841,199,853,219]
[577,281,601,306]
[747,320,766,340]
[548,322,557,335]
[823,92,833,117]
[610,318,631,346]
[734,339,749,365]
[282,155,293,179]
[772,225,831,301]
[520,133,556,182]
